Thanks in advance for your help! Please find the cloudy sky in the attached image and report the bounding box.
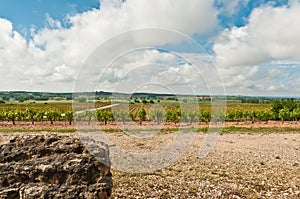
[0,0,300,97]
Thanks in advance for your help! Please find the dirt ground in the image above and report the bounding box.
[1,130,299,198]
[109,132,300,198]
[1,120,300,131]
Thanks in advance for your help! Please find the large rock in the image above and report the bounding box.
[0,135,112,199]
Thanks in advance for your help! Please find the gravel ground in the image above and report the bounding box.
[1,131,299,198]
[109,132,300,198]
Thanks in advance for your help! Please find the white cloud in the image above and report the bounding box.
[0,0,218,92]
[48,64,76,82]
[216,0,250,15]
[2,0,300,96]
[88,49,222,95]
[213,2,300,67]
[45,14,62,29]
[210,1,300,96]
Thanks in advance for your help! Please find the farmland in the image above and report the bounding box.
[0,97,299,131]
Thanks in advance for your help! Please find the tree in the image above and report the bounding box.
[259,110,273,124]
[138,108,147,125]
[271,100,284,116]
[243,111,251,124]
[291,109,300,123]
[279,108,290,124]
[45,110,60,124]
[36,111,45,122]
[234,110,243,124]
[250,111,258,124]
[16,110,26,122]
[65,111,74,125]
[271,99,297,120]
[85,110,95,125]
[96,110,112,125]
[283,98,297,112]
[26,108,37,124]
[226,111,235,122]
[166,109,180,124]
[201,110,211,124]
[6,110,17,125]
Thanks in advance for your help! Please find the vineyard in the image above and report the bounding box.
[0,99,299,127]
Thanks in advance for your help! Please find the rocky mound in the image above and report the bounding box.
[0,135,112,199]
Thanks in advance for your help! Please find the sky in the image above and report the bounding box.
[0,0,300,97]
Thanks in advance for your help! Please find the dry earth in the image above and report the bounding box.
[109,132,300,198]
[1,120,300,131]
[0,131,299,198]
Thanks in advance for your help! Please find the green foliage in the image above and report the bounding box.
[84,110,95,125]
[142,99,148,104]
[279,108,290,123]
[291,109,300,122]
[64,110,74,125]
[35,111,45,122]
[6,110,18,125]
[166,109,180,124]
[259,110,274,123]
[45,110,60,124]
[271,99,297,120]
[0,98,298,126]
[96,110,113,125]
[271,100,284,115]
[25,108,37,124]
[201,110,211,124]
[138,108,147,124]
[283,99,298,112]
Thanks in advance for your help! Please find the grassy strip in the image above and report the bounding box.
[0,126,300,134]
[0,128,76,133]
[220,126,300,134]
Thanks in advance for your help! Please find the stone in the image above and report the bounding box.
[0,135,112,199]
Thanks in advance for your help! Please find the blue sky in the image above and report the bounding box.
[0,0,299,96]
[0,0,100,37]
[216,0,289,27]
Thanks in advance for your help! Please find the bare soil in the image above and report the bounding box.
[109,132,300,198]
[1,120,300,131]
[1,130,299,198]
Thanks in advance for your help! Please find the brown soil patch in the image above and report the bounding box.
[1,120,300,132]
